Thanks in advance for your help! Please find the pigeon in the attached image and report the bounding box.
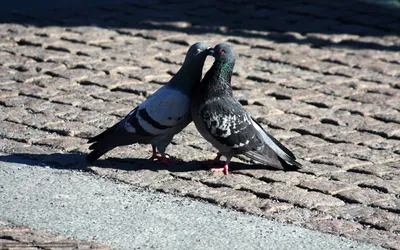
[87,42,211,164]
[190,43,302,174]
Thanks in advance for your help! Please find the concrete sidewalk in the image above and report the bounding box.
[0,154,383,250]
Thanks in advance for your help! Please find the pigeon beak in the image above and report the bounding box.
[206,47,215,56]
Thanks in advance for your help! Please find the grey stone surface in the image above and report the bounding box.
[0,154,383,250]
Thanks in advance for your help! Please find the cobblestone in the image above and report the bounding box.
[1,0,400,249]
[0,221,110,249]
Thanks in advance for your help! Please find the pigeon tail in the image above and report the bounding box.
[88,122,119,144]
[251,118,302,170]
[87,122,128,162]
[244,147,301,171]
[87,147,114,163]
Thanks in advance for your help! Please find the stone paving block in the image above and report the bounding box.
[292,123,354,139]
[310,155,373,169]
[148,178,208,196]
[305,218,364,235]
[357,179,400,196]
[282,134,330,149]
[320,143,371,156]
[335,188,393,205]
[34,136,87,151]
[257,113,316,130]
[246,182,345,209]
[348,164,400,178]
[327,131,385,145]
[44,68,106,82]
[11,72,52,84]
[0,138,55,155]
[0,120,57,144]
[33,77,75,89]
[347,92,394,104]
[0,106,28,121]
[0,221,110,250]
[251,197,294,214]
[329,171,384,185]
[186,186,258,207]
[50,93,103,107]
[359,209,400,232]
[268,207,332,225]
[58,85,107,99]
[6,111,63,129]
[339,103,397,117]
[81,75,140,89]
[166,144,217,162]
[372,199,400,214]
[197,173,270,190]
[29,102,81,117]
[373,112,400,124]
[112,83,163,98]
[349,149,400,165]
[16,84,63,100]
[291,146,331,160]
[78,100,132,115]
[297,178,357,195]
[43,121,101,138]
[297,163,345,177]
[0,95,45,108]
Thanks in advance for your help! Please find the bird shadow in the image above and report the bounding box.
[0,152,287,173]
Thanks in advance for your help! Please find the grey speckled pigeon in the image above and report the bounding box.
[87,42,211,164]
[191,44,302,174]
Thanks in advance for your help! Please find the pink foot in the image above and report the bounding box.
[211,158,230,175]
[211,165,229,175]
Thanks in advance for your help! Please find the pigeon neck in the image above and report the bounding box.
[216,60,234,83]
[206,60,235,97]
[169,61,204,95]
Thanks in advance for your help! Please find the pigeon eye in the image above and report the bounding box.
[219,49,225,53]
[196,48,201,53]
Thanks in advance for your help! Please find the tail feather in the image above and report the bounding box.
[251,118,302,169]
[244,149,284,170]
[88,122,120,144]
[87,122,121,162]
[87,147,114,163]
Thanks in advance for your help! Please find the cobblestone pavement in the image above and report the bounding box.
[0,220,109,249]
[1,0,399,249]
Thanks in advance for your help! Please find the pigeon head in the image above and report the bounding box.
[209,43,235,63]
[183,42,211,65]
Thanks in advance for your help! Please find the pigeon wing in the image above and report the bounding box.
[199,97,263,153]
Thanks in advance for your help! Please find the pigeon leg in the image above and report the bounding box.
[202,153,222,167]
[149,145,173,165]
[149,145,162,160]
[211,157,230,175]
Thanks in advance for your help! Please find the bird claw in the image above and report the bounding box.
[150,155,172,166]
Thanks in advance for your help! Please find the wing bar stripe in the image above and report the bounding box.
[138,108,175,130]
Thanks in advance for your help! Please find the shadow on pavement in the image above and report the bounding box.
[0,153,286,173]
[1,0,399,51]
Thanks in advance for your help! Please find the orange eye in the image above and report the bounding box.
[219,49,225,53]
